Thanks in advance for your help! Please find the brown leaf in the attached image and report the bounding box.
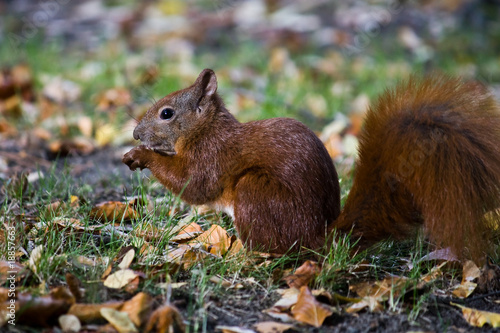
[0,261,26,284]
[144,304,185,333]
[68,302,123,323]
[291,286,333,327]
[170,222,203,242]
[254,321,295,333]
[100,307,138,333]
[283,260,320,289]
[190,224,231,256]
[89,201,139,222]
[47,137,95,158]
[7,286,75,327]
[65,273,83,301]
[477,259,500,293]
[120,292,152,327]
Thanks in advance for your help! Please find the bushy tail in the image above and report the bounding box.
[334,75,500,261]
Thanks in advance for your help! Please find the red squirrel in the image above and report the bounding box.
[123,69,500,261]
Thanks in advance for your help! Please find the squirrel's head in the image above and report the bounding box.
[132,68,220,156]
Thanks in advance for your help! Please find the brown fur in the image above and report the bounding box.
[123,69,340,253]
[124,70,500,261]
[333,75,500,261]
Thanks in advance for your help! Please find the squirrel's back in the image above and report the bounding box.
[334,75,500,260]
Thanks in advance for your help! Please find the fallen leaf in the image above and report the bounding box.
[253,321,295,333]
[47,137,95,158]
[101,307,138,333]
[170,222,203,242]
[272,288,300,311]
[0,261,26,283]
[118,249,135,270]
[89,201,139,222]
[477,259,500,293]
[120,292,152,327]
[216,326,256,333]
[65,273,83,301]
[144,304,185,333]
[291,286,333,327]
[68,302,123,323]
[28,245,44,274]
[451,302,500,328]
[3,286,75,327]
[191,224,231,256]
[283,260,320,289]
[452,260,481,298]
[58,314,81,333]
[104,269,139,289]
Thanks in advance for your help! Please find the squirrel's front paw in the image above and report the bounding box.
[123,146,150,171]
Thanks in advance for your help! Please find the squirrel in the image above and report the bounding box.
[123,69,500,262]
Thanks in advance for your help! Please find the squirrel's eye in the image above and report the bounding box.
[160,108,175,120]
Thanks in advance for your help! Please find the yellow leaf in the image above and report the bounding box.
[451,302,500,328]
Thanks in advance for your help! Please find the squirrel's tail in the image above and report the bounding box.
[333,75,500,261]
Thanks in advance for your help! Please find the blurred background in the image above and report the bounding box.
[1,0,500,177]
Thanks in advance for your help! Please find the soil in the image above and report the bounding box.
[2,145,499,333]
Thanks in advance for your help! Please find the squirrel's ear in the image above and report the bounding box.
[195,69,217,97]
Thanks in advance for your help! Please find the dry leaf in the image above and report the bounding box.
[100,308,138,333]
[68,302,123,323]
[477,259,500,293]
[144,304,185,333]
[118,249,135,270]
[58,314,81,333]
[28,245,44,274]
[291,286,333,327]
[48,137,95,158]
[104,269,139,289]
[120,292,152,327]
[216,326,256,333]
[65,273,83,301]
[283,260,320,289]
[191,224,231,256]
[452,281,477,298]
[227,237,245,257]
[272,288,300,311]
[170,222,203,242]
[253,321,294,333]
[452,260,481,298]
[89,201,139,222]
[166,244,207,270]
[451,302,500,328]
[0,261,26,284]
[5,286,75,327]
[261,309,295,323]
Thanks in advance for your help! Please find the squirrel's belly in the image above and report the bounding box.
[211,201,235,220]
